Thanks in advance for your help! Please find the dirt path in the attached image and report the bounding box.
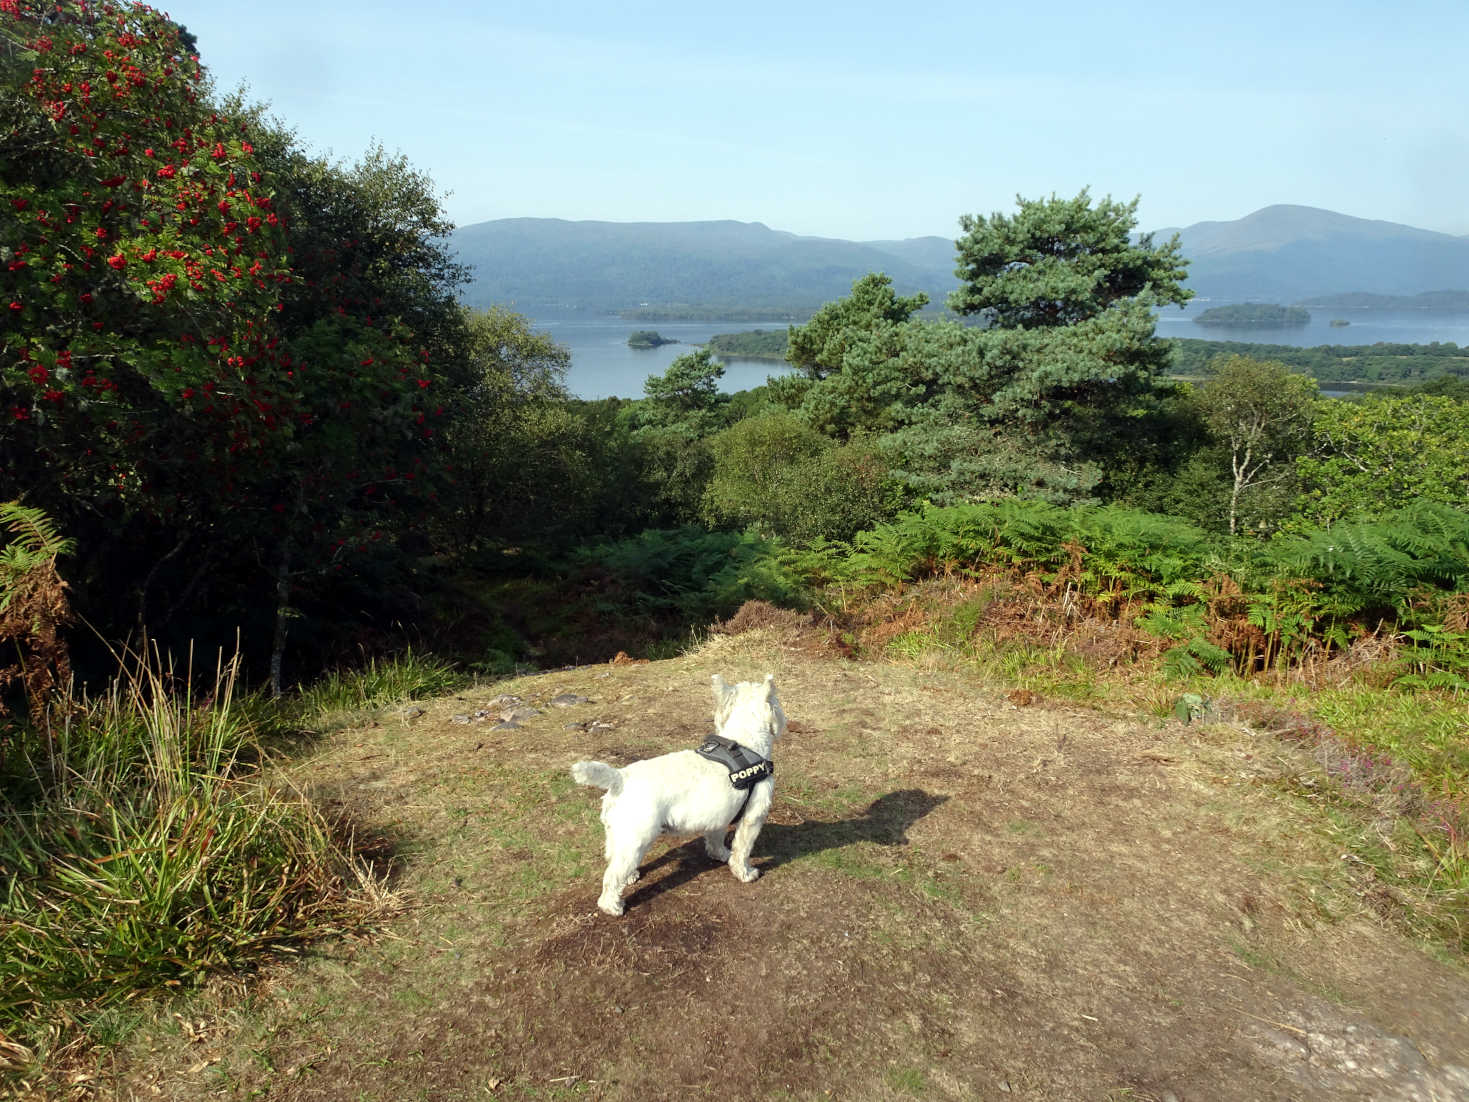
[115,631,1469,1101]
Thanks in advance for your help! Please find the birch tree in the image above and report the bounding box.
[1197,357,1317,535]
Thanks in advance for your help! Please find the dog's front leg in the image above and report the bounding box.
[727,817,763,882]
[726,783,773,883]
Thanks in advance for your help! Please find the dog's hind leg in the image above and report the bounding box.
[703,828,731,862]
[597,828,654,916]
[597,848,636,916]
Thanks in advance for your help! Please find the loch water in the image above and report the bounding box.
[528,316,793,400]
[1154,302,1469,350]
[534,307,1469,400]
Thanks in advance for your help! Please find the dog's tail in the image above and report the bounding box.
[571,760,623,796]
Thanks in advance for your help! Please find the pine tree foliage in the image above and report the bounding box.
[948,190,1192,328]
[775,193,1195,507]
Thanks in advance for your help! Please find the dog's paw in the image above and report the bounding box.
[597,896,625,916]
[731,864,761,884]
[621,870,641,888]
[705,843,732,862]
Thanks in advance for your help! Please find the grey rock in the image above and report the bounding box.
[1247,1000,1469,1101]
[450,714,473,725]
[490,721,522,732]
[551,693,592,707]
[399,706,425,720]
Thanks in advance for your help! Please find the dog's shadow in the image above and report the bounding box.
[626,788,948,909]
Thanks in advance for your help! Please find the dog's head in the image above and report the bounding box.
[712,673,786,744]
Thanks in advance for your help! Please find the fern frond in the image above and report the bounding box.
[0,501,76,561]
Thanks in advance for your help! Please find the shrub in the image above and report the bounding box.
[574,527,802,624]
[703,412,896,543]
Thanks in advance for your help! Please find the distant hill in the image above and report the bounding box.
[1296,290,1469,311]
[1156,205,1469,303]
[451,206,1469,317]
[452,218,957,316]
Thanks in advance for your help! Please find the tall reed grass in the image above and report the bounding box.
[0,645,392,1074]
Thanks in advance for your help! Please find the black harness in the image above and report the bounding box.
[695,733,774,824]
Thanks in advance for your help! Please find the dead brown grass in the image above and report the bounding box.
[711,600,845,660]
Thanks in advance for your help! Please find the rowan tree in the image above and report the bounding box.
[2,2,470,686]
[2,1,290,486]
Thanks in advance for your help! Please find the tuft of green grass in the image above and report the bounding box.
[0,645,392,1081]
[1304,685,1469,797]
[886,630,938,662]
[292,648,463,727]
[884,1065,928,1095]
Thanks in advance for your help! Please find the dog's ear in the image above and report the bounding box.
[711,674,729,702]
[763,673,776,700]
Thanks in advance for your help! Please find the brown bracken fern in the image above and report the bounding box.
[0,501,76,730]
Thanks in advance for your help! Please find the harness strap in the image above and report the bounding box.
[695,733,774,825]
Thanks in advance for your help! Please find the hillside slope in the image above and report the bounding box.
[112,632,1469,1101]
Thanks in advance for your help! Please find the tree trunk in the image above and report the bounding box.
[1229,442,1254,537]
[135,533,189,632]
[269,539,291,698]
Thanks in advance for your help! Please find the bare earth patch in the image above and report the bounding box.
[107,630,1469,1101]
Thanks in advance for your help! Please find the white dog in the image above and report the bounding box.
[571,674,786,916]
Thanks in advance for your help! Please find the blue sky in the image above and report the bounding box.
[181,0,1468,241]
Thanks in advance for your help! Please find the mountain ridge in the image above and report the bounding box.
[453,217,956,314]
[452,205,1469,316]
